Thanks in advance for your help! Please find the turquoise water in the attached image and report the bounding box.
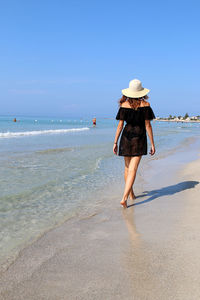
[0,115,200,271]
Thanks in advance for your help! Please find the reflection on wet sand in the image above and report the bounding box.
[121,204,140,244]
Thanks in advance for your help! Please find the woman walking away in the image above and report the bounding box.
[113,79,156,208]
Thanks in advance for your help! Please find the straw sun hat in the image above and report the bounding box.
[122,79,150,98]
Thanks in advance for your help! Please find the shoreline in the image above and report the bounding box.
[0,135,195,274]
[1,138,200,299]
[155,119,200,123]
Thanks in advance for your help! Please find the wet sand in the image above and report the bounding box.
[1,143,200,300]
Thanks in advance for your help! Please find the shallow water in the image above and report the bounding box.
[0,115,200,271]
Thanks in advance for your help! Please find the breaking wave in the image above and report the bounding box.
[0,127,90,138]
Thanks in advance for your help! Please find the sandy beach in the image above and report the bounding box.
[1,139,200,300]
[1,0,200,298]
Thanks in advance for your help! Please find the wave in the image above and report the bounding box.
[36,147,74,154]
[0,127,90,138]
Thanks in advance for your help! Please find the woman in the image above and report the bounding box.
[113,79,156,208]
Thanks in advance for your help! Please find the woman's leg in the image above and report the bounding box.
[124,157,135,200]
[121,156,142,207]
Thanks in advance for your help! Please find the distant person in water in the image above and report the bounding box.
[113,79,156,208]
[13,118,17,122]
[92,118,96,127]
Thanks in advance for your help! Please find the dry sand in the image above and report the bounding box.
[1,144,200,300]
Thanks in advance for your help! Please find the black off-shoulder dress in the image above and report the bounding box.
[116,106,156,156]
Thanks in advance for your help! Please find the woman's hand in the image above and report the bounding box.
[113,143,118,155]
[149,145,155,155]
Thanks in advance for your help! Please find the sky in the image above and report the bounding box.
[0,0,200,118]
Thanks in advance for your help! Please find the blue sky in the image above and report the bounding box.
[0,0,200,118]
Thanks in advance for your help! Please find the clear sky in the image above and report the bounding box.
[1,0,200,118]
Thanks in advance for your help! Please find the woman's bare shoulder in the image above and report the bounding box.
[140,100,150,107]
[120,102,131,108]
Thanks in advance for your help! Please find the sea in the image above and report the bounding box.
[0,115,200,272]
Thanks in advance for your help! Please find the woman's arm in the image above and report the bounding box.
[145,120,155,155]
[113,120,124,155]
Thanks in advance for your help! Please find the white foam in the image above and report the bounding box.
[0,127,90,138]
[95,157,102,170]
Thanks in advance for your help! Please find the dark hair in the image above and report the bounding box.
[118,95,149,109]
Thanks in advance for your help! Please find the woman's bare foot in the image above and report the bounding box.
[120,199,127,208]
[129,192,136,200]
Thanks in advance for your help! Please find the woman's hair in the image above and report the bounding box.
[118,95,149,109]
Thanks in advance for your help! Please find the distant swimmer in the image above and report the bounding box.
[13,118,20,122]
[92,118,96,127]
